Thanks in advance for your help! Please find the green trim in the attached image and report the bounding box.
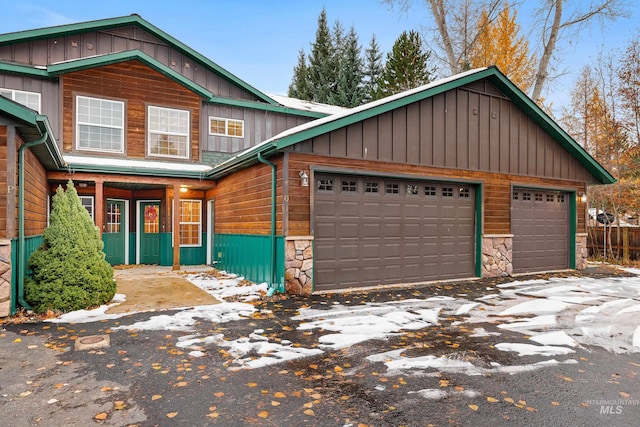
[569,191,577,269]
[66,162,208,179]
[207,67,614,185]
[48,50,213,99]
[0,96,40,125]
[207,96,328,119]
[0,61,50,77]
[475,184,483,277]
[0,14,276,105]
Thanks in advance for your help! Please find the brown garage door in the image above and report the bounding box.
[511,188,569,273]
[313,173,476,291]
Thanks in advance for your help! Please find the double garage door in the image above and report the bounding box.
[511,188,569,273]
[314,173,476,291]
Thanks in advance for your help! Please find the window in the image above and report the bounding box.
[512,191,519,200]
[79,196,94,220]
[364,182,379,193]
[148,106,190,158]
[342,180,357,192]
[209,117,244,138]
[76,96,124,153]
[535,193,543,201]
[106,202,121,233]
[0,88,41,112]
[523,192,531,201]
[442,187,454,197]
[425,186,436,196]
[459,187,470,198]
[406,184,419,195]
[386,183,399,194]
[558,194,565,203]
[179,200,201,246]
[547,194,555,202]
[318,179,334,191]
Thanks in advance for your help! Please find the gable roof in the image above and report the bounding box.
[208,66,615,185]
[0,97,65,170]
[0,14,276,105]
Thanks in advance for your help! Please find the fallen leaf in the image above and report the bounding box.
[152,395,162,401]
[100,386,112,392]
[248,382,258,388]
[487,397,499,403]
[454,386,464,392]
[47,398,58,404]
[214,392,224,398]
[175,382,188,387]
[551,401,560,406]
[526,406,537,412]
[504,397,515,404]
[114,401,126,410]
[13,338,22,343]
[19,391,32,397]
[620,392,631,399]
[94,413,107,420]
[271,401,281,406]
[258,411,269,418]
[274,392,286,398]
[207,412,220,418]
[304,409,315,416]
[468,404,478,411]
[167,412,178,418]
[303,402,313,408]
[439,379,449,387]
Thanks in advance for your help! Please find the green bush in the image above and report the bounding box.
[25,180,115,313]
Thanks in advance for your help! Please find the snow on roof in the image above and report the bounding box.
[267,93,348,115]
[214,68,489,171]
[64,154,212,173]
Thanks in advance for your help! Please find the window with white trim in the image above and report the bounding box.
[209,117,244,138]
[148,106,190,158]
[0,88,41,113]
[79,196,94,220]
[76,95,124,153]
[179,200,201,246]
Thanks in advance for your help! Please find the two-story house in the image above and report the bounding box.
[0,15,614,316]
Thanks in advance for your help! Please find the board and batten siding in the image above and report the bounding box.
[292,83,594,184]
[202,104,312,156]
[284,152,587,236]
[0,26,261,102]
[62,61,201,161]
[0,75,60,137]
[212,158,284,235]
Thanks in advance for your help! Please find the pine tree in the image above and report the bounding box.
[288,49,312,100]
[25,180,115,313]
[307,7,335,104]
[331,26,365,107]
[363,34,384,102]
[378,30,434,97]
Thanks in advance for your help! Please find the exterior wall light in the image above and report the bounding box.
[299,171,309,187]
[180,186,188,193]
[579,193,587,203]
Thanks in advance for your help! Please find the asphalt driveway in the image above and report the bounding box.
[1,266,639,426]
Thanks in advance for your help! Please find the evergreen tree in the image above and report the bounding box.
[378,30,434,97]
[331,26,365,107]
[307,7,335,104]
[363,34,384,102]
[25,181,115,313]
[288,49,312,100]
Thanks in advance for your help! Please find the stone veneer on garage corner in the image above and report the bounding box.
[0,241,12,317]
[576,233,588,270]
[284,237,313,295]
[482,235,513,277]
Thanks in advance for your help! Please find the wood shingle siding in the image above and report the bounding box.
[62,60,201,161]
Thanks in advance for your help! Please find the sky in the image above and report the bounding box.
[2,1,640,114]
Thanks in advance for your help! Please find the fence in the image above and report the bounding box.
[587,226,640,261]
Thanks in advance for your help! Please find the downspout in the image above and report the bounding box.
[17,132,48,310]
[257,153,279,296]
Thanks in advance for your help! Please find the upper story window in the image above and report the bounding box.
[0,88,41,113]
[209,117,244,138]
[76,95,124,153]
[148,106,190,159]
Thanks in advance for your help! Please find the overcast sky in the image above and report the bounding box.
[3,1,639,113]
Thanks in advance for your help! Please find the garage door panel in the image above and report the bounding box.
[314,174,476,290]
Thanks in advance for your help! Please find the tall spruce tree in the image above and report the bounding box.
[363,34,384,102]
[307,7,335,104]
[25,181,115,313]
[331,26,365,107]
[378,30,434,97]
[288,49,312,99]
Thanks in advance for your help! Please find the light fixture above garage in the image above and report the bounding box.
[299,171,309,187]
[579,193,587,203]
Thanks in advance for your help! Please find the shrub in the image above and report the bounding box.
[25,180,115,313]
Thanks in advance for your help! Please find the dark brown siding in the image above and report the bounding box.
[212,158,283,235]
[284,152,587,236]
[293,82,595,183]
[201,104,312,156]
[0,26,262,101]
[62,60,201,161]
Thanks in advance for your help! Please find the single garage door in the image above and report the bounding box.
[511,188,569,273]
[314,173,476,291]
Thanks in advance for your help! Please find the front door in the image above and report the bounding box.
[104,200,126,265]
[140,201,161,264]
